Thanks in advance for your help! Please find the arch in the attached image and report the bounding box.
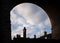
[1,0,60,43]
[10,3,52,39]
[9,0,60,39]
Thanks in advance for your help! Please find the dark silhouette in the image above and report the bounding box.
[1,0,60,43]
[34,35,36,39]
[40,31,52,39]
[23,27,26,38]
[11,27,52,43]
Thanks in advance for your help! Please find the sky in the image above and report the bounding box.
[10,3,52,39]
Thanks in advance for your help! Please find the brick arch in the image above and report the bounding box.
[1,0,60,43]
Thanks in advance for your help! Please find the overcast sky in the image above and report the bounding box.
[10,3,52,39]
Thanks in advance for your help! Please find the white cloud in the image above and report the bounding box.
[44,18,51,27]
[36,31,44,38]
[12,3,48,25]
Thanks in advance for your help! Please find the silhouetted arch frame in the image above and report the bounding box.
[10,0,52,38]
[9,0,60,40]
[1,1,60,42]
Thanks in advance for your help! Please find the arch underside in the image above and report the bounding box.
[1,0,60,43]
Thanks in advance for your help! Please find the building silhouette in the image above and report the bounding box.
[23,27,26,38]
[16,34,21,38]
[40,31,51,39]
[11,27,52,43]
[34,35,36,39]
[44,31,47,39]
[12,27,52,40]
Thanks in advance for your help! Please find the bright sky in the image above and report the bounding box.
[10,3,52,39]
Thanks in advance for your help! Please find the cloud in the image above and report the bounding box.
[10,3,51,39]
[12,3,48,25]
